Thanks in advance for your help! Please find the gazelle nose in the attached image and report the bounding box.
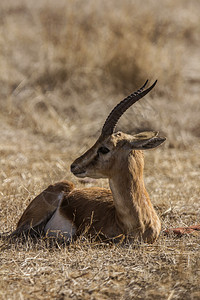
[70,164,77,173]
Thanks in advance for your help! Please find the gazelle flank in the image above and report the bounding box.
[12,80,165,243]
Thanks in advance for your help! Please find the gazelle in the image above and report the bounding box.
[12,80,166,243]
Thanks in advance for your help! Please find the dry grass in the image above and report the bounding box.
[0,0,200,299]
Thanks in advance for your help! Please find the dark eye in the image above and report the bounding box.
[97,146,110,154]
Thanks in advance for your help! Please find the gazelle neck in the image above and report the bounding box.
[109,150,161,242]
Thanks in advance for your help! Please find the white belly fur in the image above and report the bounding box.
[45,208,76,240]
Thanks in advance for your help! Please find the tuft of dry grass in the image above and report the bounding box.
[0,0,200,299]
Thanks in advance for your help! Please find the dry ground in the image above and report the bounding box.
[0,1,200,299]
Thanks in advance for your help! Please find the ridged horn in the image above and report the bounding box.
[101,80,157,136]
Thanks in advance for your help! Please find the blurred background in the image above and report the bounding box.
[0,0,199,148]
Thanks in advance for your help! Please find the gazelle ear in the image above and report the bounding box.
[133,131,159,139]
[130,131,166,150]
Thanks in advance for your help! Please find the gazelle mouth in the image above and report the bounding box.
[72,171,86,178]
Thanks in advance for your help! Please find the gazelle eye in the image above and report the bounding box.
[97,146,110,154]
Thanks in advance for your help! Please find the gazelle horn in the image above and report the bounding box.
[101,80,157,136]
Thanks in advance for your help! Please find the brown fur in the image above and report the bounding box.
[13,181,74,236]
[60,187,120,239]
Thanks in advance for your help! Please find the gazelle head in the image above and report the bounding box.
[71,80,166,179]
